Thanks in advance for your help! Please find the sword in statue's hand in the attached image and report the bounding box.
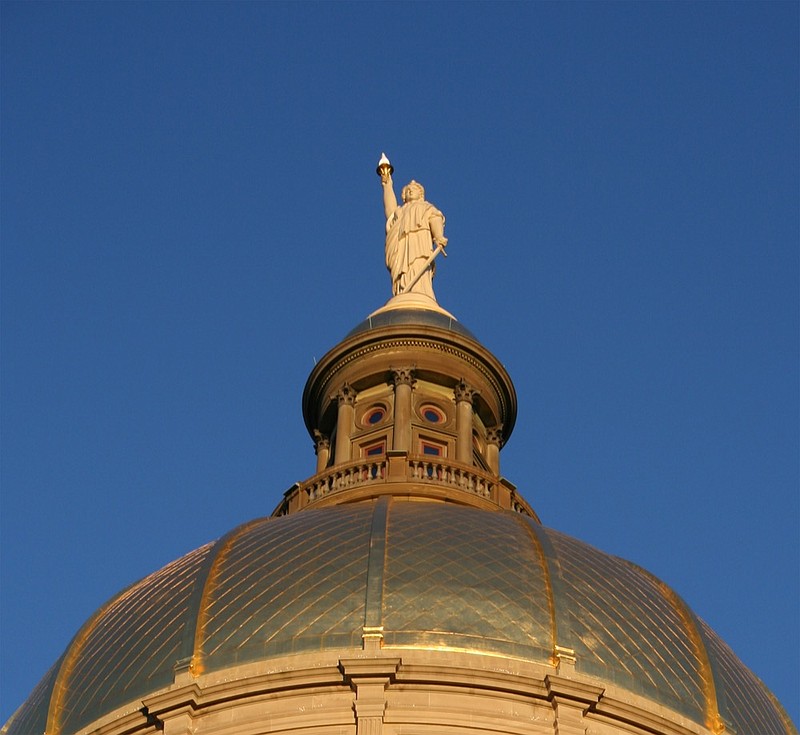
[400,241,448,294]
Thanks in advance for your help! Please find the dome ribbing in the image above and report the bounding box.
[5,500,793,735]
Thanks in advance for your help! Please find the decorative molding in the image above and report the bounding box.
[309,337,514,428]
[362,626,385,651]
[554,645,577,675]
[391,366,416,387]
[340,657,402,735]
[486,424,504,447]
[44,648,721,735]
[336,383,357,406]
[313,429,331,453]
[454,379,478,403]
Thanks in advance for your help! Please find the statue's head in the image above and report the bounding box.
[402,181,425,203]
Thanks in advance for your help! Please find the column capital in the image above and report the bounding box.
[486,424,504,447]
[545,673,604,705]
[339,657,401,682]
[454,379,478,404]
[313,430,330,453]
[340,657,401,733]
[390,366,415,387]
[545,675,603,735]
[336,383,357,406]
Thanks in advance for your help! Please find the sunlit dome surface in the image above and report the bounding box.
[5,501,792,735]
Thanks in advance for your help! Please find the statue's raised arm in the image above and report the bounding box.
[379,154,399,219]
[376,153,447,301]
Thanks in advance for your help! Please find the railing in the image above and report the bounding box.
[408,459,492,498]
[304,459,387,502]
[273,453,537,520]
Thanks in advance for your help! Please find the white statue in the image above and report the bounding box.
[378,154,447,299]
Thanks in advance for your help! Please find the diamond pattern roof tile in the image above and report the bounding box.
[544,528,708,723]
[381,503,552,661]
[5,501,794,735]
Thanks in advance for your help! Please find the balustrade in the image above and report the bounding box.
[276,456,536,519]
[305,459,387,502]
[299,455,501,504]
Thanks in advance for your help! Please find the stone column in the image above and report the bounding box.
[391,368,414,453]
[485,425,503,476]
[334,384,357,465]
[313,430,330,473]
[454,380,478,465]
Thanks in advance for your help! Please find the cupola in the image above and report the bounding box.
[275,302,534,518]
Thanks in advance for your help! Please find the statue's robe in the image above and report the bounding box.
[385,200,444,298]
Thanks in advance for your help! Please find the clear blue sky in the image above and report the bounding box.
[2,1,797,726]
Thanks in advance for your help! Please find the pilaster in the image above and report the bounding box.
[545,675,603,735]
[340,658,401,735]
[142,684,201,735]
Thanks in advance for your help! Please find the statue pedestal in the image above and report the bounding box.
[369,292,456,320]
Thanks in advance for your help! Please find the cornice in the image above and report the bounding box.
[303,323,517,441]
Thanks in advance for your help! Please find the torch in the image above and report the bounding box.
[376,152,393,183]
